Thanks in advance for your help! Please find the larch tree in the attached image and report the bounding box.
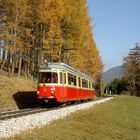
[0,0,103,83]
[62,0,103,82]
[0,0,33,77]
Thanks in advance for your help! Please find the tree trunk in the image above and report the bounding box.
[11,54,15,76]
[24,63,27,79]
[8,64,11,77]
[7,50,11,77]
[59,44,62,62]
[18,54,22,77]
[11,58,15,77]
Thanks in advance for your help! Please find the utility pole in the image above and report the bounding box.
[100,80,104,97]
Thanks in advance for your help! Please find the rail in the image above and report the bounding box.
[0,97,110,121]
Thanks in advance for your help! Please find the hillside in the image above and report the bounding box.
[102,65,125,83]
[0,73,37,111]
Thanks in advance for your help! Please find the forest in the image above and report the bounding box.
[108,44,140,96]
[0,0,103,83]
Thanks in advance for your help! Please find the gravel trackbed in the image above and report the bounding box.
[0,97,113,139]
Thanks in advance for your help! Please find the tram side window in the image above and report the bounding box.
[60,72,63,84]
[78,77,81,87]
[74,75,76,86]
[89,81,91,89]
[82,79,88,88]
[68,73,77,86]
[92,82,95,89]
[64,73,66,84]
[68,73,71,85]
[53,73,58,83]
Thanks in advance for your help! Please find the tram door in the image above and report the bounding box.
[60,71,67,102]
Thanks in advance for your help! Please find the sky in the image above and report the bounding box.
[88,0,140,71]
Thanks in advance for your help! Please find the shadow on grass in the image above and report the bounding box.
[13,91,41,109]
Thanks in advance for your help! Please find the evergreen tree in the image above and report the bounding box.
[124,43,140,96]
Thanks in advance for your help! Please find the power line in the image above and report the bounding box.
[70,58,96,65]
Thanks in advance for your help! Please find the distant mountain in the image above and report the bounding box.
[102,65,125,83]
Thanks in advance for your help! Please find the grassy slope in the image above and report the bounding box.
[0,75,37,111]
[6,95,140,140]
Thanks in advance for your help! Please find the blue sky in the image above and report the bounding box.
[88,0,140,71]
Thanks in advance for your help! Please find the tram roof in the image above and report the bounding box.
[39,63,94,81]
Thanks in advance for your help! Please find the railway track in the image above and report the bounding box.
[0,97,110,121]
[0,108,48,120]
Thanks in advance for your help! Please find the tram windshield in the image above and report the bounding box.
[39,72,58,83]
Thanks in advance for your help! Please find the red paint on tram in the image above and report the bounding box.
[37,63,96,103]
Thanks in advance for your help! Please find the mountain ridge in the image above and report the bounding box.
[102,65,125,83]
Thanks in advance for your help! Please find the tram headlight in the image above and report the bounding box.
[51,90,54,94]
[37,91,40,95]
[51,87,55,94]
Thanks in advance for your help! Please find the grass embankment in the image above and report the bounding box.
[0,75,37,111]
[5,95,140,140]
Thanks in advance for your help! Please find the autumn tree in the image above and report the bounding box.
[0,0,103,83]
[0,0,33,77]
[63,0,103,82]
[124,43,140,96]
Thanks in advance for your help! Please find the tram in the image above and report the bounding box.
[37,63,96,103]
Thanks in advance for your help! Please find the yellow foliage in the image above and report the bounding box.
[0,0,103,81]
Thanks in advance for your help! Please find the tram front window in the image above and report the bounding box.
[39,72,58,83]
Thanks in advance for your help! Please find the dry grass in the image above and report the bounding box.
[0,75,37,111]
[5,95,140,140]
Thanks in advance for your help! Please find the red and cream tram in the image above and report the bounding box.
[37,63,96,103]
